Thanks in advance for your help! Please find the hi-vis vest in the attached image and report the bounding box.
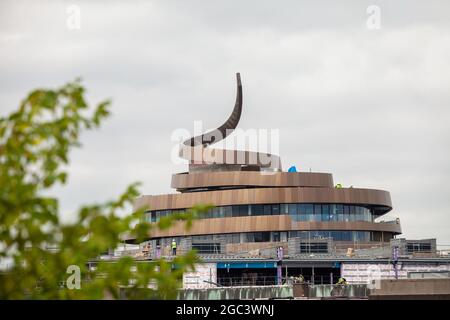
[171,241,177,249]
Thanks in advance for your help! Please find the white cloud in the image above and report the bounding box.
[1,0,449,246]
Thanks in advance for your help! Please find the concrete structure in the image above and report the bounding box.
[390,238,437,256]
[182,263,217,289]
[341,260,450,283]
[175,279,450,300]
[117,74,449,296]
[369,278,450,299]
[178,285,293,300]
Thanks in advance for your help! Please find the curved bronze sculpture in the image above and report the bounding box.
[180,73,282,170]
[185,73,243,147]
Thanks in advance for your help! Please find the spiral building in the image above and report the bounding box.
[116,74,430,286]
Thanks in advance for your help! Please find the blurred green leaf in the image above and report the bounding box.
[0,80,208,300]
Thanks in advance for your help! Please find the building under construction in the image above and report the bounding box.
[118,74,450,293]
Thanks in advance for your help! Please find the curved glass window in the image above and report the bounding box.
[145,203,376,223]
[289,230,372,242]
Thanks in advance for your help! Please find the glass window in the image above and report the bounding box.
[364,208,371,222]
[272,232,280,242]
[344,206,349,215]
[330,231,339,241]
[245,232,270,242]
[218,207,225,218]
[407,242,432,253]
[360,232,368,241]
[298,204,306,215]
[351,206,358,221]
[355,206,362,221]
[232,206,241,217]
[314,204,321,215]
[311,231,319,239]
[342,231,351,241]
[263,205,271,216]
[314,204,322,221]
[280,204,289,215]
[337,205,344,221]
[289,231,298,238]
[312,231,329,239]
[298,204,307,221]
[193,235,213,241]
[223,206,232,218]
[250,204,263,216]
[344,206,350,221]
[356,231,369,242]
[192,243,221,254]
[239,205,249,216]
[329,204,337,221]
[348,207,355,221]
[321,205,330,221]
[288,204,298,221]
[271,204,280,215]
[225,233,240,244]
[305,204,314,221]
[300,242,328,253]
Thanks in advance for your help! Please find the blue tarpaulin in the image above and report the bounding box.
[288,166,297,172]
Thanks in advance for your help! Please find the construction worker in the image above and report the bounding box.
[171,238,177,256]
[292,275,304,284]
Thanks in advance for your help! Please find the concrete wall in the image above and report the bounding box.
[178,285,293,300]
[183,263,217,289]
[307,284,368,298]
[288,237,332,255]
[341,262,450,284]
[369,278,450,299]
[179,277,450,300]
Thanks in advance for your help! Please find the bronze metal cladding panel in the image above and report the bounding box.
[146,216,401,238]
[134,187,392,211]
[171,172,334,190]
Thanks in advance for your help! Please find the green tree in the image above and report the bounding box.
[0,80,208,299]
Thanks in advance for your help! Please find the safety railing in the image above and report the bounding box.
[217,276,280,287]
[216,275,337,287]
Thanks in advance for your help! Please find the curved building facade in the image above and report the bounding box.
[129,73,402,256]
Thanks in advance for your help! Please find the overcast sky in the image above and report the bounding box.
[1,0,449,246]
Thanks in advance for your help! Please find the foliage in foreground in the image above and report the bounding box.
[0,81,208,299]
